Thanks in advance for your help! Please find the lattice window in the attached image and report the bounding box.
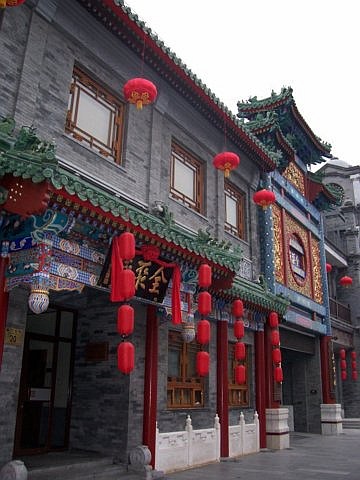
[224,181,245,239]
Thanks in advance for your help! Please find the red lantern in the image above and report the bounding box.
[118,269,136,300]
[352,361,357,370]
[253,189,276,209]
[117,304,134,336]
[198,263,212,288]
[352,370,358,381]
[269,312,279,328]
[118,232,135,261]
[340,359,347,370]
[198,291,212,316]
[274,366,283,383]
[271,329,280,346]
[2,0,26,6]
[235,364,246,384]
[123,77,157,110]
[196,351,210,376]
[235,342,246,361]
[117,341,135,374]
[197,319,211,345]
[339,276,353,287]
[351,351,357,360]
[232,299,244,318]
[213,151,240,178]
[272,347,282,364]
[341,370,347,381]
[1,176,51,217]
[326,263,332,273]
[234,320,245,339]
[339,348,346,360]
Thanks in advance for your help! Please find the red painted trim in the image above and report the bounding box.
[0,256,9,371]
[255,330,266,448]
[142,305,158,468]
[320,335,335,404]
[216,321,229,457]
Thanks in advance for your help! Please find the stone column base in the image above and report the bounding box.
[266,408,290,450]
[320,404,343,435]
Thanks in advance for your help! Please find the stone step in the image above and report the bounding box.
[342,418,360,429]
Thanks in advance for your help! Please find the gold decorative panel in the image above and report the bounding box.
[311,237,323,303]
[272,204,285,284]
[283,162,305,195]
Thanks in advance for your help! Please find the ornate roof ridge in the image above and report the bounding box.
[237,87,293,112]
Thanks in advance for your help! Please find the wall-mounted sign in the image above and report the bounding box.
[5,327,24,346]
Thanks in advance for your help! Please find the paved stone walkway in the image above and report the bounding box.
[166,430,360,480]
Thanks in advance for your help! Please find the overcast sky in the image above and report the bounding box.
[125,0,359,167]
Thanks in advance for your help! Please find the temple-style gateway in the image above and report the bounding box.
[0,1,350,477]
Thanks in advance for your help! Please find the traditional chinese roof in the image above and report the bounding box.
[307,171,344,210]
[74,0,278,171]
[237,87,332,165]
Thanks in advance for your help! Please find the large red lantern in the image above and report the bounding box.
[235,364,246,385]
[269,312,279,328]
[118,269,136,300]
[272,348,282,364]
[196,351,210,376]
[213,151,240,178]
[198,264,212,288]
[235,342,246,361]
[253,189,276,209]
[118,232,135,261]
[326,263,332,273]
[117,341,135,374]
[123,77,157,110]
[234,320,245,339]
[339,349,346,360]
[339,276,353,287]
[198,291,212,316]
[271,330,280,346]
[1,176,51,217]
[232,299,244,318]
[117,304,134,336]
[274,366,283,383]
[197,319,211,345]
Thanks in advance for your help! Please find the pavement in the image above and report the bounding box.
[165,430,360,480]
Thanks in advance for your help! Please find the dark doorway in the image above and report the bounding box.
[14,307,76,455]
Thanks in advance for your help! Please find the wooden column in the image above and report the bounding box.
[255,329,266,448]
[0,256,9,371]
[217,320,229,457]
[320,335,335,404]
[142,305,159,468]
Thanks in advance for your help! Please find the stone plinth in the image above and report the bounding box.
[320,404,343,435]
[266,408,290,450]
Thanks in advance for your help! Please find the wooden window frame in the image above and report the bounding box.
[228,342,250,407]
[224,181,245,239]
[65,66,124,164]
[167,330,204,409]
[170,142,203,213]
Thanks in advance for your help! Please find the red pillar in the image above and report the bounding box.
[0,256,9,371]
[255,330,266,448]
[320,335,335,404]
[142,305,158,468]
[264,324,279,408]
[217,320,229,457]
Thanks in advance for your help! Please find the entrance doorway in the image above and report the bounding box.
[14,307,76,455]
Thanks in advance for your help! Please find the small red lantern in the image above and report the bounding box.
[352,370,358,381]
[197,319,211,345]
[326,263,332,273]
[196,351,210,376]
[272,348,282,364]
[271,329,280,346]
[123,77,157,110]
[198,291,212,316]
[339,276,353,287]
[118,269,136,300]
[339,349,346,360]
[235,364,246,384]
[117,341,135,374]
[117,304,134,336]
[253,189,276,209]
[232,299,244,318]
[274,366,283,383]
[340,359,347,370]
[235,342,246,361]
[118,232,135,261]
[341,370,347,381]
[213,151,240,178]
[352,361,357,370]
[351,351,357,360]
[234,320,245,339]
[269,312,279,328]
[198,263,212,288]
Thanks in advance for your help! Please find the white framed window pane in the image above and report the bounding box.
[174,159,195,199]
[226,194,237,227]
[77,89,112,145]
